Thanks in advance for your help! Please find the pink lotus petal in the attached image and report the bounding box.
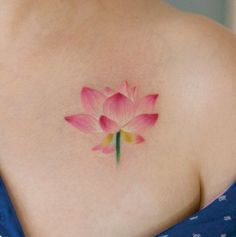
[65,114,101,133]
[92,144,103,151]
[118,81,137,102]
[110,81,137,101]
[103,93,135,126]
[136,94,159,114]
[92,144,115,153]
[118,80,129,97]
[99,116,119,133]
[102,146,115,153]
[121,130,145,144]
[128,86,137,102]
[81,87,106,117]
[123,113,159,133]
[103,87,115,96]
[135,134,145,144]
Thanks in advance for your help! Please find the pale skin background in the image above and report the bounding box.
[0,0,236,236]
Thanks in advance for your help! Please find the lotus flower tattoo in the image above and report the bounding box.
[65,81,159,164]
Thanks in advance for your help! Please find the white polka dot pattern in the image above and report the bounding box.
[155,181,236,237]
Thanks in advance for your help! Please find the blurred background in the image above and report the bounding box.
[166,0,236,34]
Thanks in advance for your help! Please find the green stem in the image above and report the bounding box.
[116,131,121,164]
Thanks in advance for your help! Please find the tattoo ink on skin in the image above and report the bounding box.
[65,81,159,165]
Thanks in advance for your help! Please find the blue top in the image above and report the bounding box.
[0,176,235,237]
[155,180,236,237]
[0,177,25,237]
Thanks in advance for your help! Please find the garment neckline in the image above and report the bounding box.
[198,179,236,212]
[157,179,236,236]
[1,176,235,237]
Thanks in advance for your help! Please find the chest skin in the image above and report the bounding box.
[0,19,201,236]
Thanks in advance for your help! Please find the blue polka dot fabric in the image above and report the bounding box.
[155,180,236,237]
[0,176,235,237]
[0,176,25,237]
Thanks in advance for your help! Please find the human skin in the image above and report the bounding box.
[0,1,236,236]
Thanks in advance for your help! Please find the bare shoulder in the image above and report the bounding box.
[161,10,236,207]
[147,1,236,207]
[148,3,236,193]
